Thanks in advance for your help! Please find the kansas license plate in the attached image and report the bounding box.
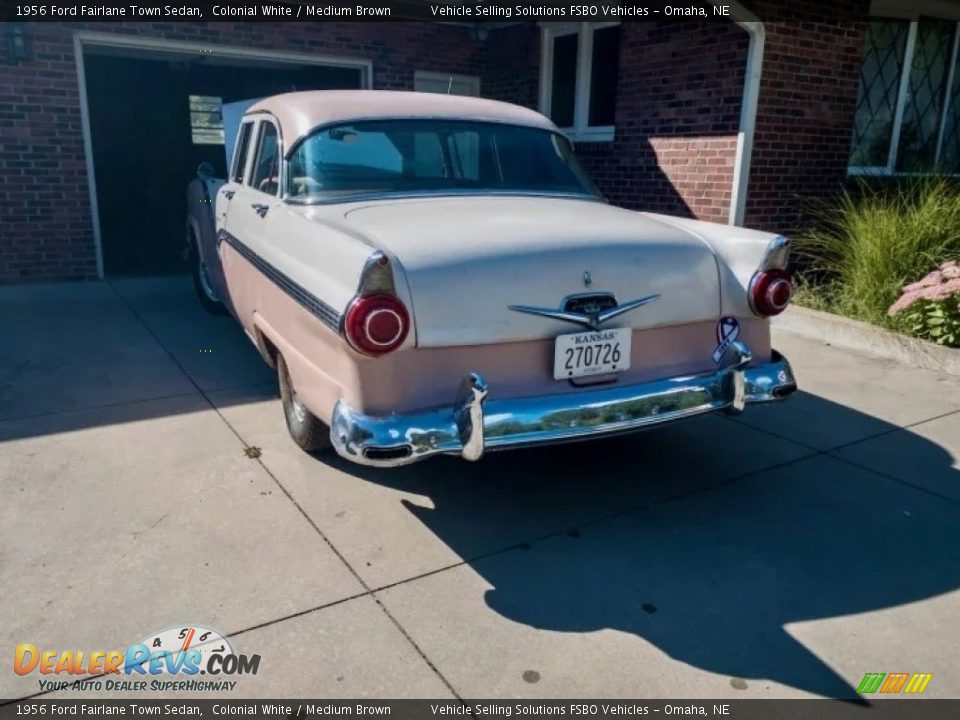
[553,327,632,380]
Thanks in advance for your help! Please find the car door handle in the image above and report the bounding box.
[222,190,235,200]
[251,203,269,218]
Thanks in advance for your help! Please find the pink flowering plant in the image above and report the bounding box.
[888,260,960,347]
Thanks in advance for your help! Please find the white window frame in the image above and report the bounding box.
[247,117,283,197]
[848,17,960,175]
[539,22,620,143]
[414,70,481,96]
[230,119,257,185]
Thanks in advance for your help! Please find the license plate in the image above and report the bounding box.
[553,327,631,380]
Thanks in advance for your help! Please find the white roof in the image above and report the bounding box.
[246,90,557,147]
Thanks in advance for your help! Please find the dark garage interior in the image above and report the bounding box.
[83,49,364,276]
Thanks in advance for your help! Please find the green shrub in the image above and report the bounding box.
[795,176,960,327]
[887,261,960,347]
[896,299,960,347]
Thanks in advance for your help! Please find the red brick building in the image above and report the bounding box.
[2,0,959,282]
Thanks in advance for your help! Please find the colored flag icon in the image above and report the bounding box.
[857,672,932,694]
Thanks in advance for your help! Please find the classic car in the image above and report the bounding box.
[185,90,796,468]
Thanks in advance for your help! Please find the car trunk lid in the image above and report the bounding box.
[340,196,720,347]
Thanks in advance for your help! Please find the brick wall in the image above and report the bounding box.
[482,15,868,233]
[744,0,869,230]
[481,22,747,223]
[582,21,746,222]
[0,21,484,282]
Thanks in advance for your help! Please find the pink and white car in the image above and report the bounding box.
[185,90,796,468]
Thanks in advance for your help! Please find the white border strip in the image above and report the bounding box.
[73,34,105,279]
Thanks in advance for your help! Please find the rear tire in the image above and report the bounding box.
[189,236,226,315]
[277,353,331,453]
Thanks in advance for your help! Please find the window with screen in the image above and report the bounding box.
[189,95,225,145]
[850,17,960,173]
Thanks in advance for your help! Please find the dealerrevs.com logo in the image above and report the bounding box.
[14,625,261,693]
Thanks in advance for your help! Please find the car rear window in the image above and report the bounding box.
[286,120,599,202]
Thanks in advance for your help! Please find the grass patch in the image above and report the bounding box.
[794,176,960,333]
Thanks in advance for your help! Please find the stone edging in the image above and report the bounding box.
[772,305,960,377]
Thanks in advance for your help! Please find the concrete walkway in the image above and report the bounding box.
[1,276,958,700]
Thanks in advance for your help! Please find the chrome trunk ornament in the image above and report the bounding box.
[508,293,660,331]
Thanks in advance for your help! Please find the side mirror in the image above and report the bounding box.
[197,162,215,179]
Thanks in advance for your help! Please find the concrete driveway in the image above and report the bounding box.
[2,276,959,700]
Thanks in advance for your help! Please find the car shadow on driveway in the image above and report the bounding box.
[328,393,960,699]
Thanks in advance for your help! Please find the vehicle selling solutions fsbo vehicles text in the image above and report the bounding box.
[430,4,730,18]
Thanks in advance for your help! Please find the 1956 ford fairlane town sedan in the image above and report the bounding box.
[185,90,796,467]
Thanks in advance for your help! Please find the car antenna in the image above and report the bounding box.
[447,76,453,94]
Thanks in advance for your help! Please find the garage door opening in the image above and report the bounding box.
[80,40,367,276]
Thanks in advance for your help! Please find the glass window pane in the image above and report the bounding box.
[411,132,447,178]
[251,123,279,195]
[189,95,224,145]
[285,120,598,201]
[589,26,620,127]
[849,20,909,167]
[448,131,480,180]
[231,123,253,183]
[550,33,578,128]
[896,19,955,171]
[936,28,960,172]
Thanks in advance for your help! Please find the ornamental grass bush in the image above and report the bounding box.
[794,177,960,345]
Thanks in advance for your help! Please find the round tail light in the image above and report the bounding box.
[750,269,792,317]
[344,294,410,356]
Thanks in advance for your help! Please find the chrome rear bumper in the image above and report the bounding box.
[330,340,796,468]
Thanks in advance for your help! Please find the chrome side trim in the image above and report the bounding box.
[217,230,341,331]
[329,343,798,468]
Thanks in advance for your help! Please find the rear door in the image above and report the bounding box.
[223,117,282,258]
[210,118,255,304]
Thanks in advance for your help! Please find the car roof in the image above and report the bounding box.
[245,90,558,147]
